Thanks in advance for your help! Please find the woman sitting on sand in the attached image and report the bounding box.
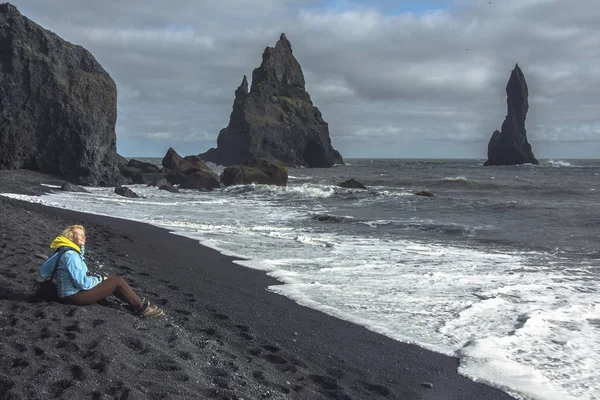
[40,224,164,318]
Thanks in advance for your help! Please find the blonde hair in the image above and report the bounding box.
[61,225,85,241]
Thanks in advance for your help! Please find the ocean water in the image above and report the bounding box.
[4,158,600,400]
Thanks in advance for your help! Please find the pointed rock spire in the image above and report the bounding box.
[251,32,305,94]
[484,64,538,166]
[199,33,343,168]
[234,75,248,98]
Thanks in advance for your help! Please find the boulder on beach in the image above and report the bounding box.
[220,158,288,186]
[484,64,539,166]
[199,33,344,168]
[0,3,120,186]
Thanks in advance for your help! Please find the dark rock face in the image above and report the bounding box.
[162,147,210,173]
[200,34,344,168]
[178,171,220,190]
[220,158,288,187]
[338,179,366,189]
[60,182,88,193]
[159,184,179,193]
[415,190,434,197]
[119,158,162,185]
[0,3,119,185]
[484,64,539,166]
[161,148,220,190]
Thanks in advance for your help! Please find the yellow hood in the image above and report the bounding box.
[49,236,81,253]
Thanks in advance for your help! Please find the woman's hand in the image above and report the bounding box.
[103,276,108,281]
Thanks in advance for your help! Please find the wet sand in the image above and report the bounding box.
[0,169,515,399]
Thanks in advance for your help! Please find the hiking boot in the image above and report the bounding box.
[138,303,164,318]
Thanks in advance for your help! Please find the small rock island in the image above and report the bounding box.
[200,34,344,168]
[484,64,539,166]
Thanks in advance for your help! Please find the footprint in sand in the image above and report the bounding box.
[265,354,288,365]
[65,323,81,333]
[66,307,78,317]
[12,343,27,352]
[327,368,345,379]
[357,380,392,396]
[92,319,105,328]
[202,328,218,337]
[12,358,29,368]
[88,352,110,373]
[51,380,73,398]
[123,337,149,354]
[249,348,262,356]
[153,356,182,372]
[70,364,86,381]
[309,374,341,391]
[166,333,178,343]
[56,339,79,352]
[262,344,280,352]
[85,340,100,350]
[290,357,308,368]
[40,328,53,340]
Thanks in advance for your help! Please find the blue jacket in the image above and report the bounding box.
[39,236,102,298]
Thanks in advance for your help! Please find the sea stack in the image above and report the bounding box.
[484,64,538,166]
[200,33,344,168]
[0,3,119,185]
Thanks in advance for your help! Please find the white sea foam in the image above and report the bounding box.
[546,160,573,167]
[442,176,468,181]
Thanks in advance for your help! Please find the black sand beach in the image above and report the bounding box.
[0,170,515,399]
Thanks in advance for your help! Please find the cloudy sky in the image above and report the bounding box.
[11,0,600,159]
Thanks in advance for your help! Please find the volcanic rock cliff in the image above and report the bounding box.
[0,3,119,185]
[484,64,538,166]
[200,34,344,168]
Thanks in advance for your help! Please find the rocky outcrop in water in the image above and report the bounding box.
[162,148,220,190]
[484,64,539,166]
[60,182,88,193]
[0,3,120,185]
[220,158,288,186]
[338,179,366,189]
[115,186,138,198]
[200,33,344,168]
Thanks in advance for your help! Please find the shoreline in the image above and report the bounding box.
[0,169,516,399]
